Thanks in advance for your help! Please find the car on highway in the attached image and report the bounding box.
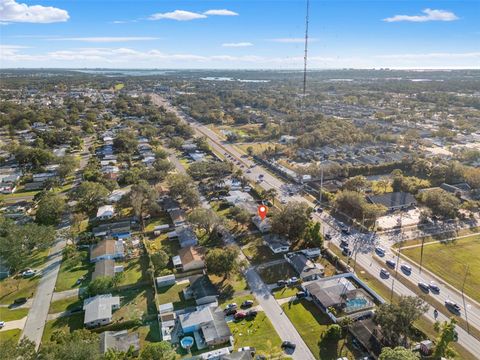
[401,264,412,274]
[325,233,332,240]
[241,300,254,309]
[258,174,264,178]
[429,282,440,293]
[380,268,390,279]
[340,239,349,248]
[281,341,296,350]
[418,282,430,293]
[445,300,461,314]
[386,259,396,268]
[342,247,352,256]
[375,247,386,257]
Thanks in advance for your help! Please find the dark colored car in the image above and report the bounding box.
[342,247,352,256]
[224,308,237,316]
[340,239,349,248]
[241,300,254,309]
[341,228,350,235]
[445,300,461,314]
[296,291,308,299]
[277,280,287,287]
[281,341,296,350]
[13,297,28,305]
[386,259,396,268]
[325,233,332,240]
[246,310,258,318]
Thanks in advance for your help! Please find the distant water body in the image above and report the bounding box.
[201,77,269,82]
[73,69,172,76]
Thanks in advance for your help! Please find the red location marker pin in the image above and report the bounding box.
[258,205,268,220]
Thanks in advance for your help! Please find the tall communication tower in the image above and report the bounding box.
[302,0,310,97]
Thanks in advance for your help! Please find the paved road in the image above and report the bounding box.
[0,317,27,332]
[20,231,67,349]
[151,93,480,358]
[245,268,315,360]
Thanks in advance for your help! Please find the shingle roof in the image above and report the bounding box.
[93,259,115,280]
[366,192,416,209]
[99,331,140,354]
[83,294,120,324]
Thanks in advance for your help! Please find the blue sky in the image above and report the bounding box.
[1,0,479,68]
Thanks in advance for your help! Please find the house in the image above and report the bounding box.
[96,205,115,220]
[178,305,232,347]
[177,246,206,272]
[263,234,290,254]
[99,331,140,355]
[161,196,181,212]
[92,221,132,239]
[90,239,125,263]
[83,294,120,328]
[349,318,385,359]
[156,274,176,288]
[304,275,375,316]
[92,259,124,281]
[183,275,218,305]
[32,172,57,182]
[366,192,416,211]
[440,183,475,201]
[225,190,257,213]
[158,303,176,341]
[220,352,254,360]
[168,209,186,227]
[169,225,198,248]
[107,187,131,203]
[251,215,271,233]
[285,252,324,281]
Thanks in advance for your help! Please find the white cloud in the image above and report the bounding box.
[222,42,253,48]
[383,8,458,23]
[149,10,206,21]
[270,38,317,43]
[0,0,69,23]
[203,9,238,16]
[51,37,159,43]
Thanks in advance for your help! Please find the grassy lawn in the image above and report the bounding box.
[209,272,249,302]
[54,249,93,292]
[49,296,82,314]
[112,286,156,322]
[137,320,162,345]
[257,262,296,285]
[229,312,284,357]
[0,307,29,321]
[281,300,360,360]
[401,235,480,302]
[144,212,170,233]
[242,241,283,265]
[273,286,299,300]
[0,329,21,343]
[236,142,276,155]
[117,255,147,287]
[146,233,180,257]
[42,313,84,343]
[156,282,196,310]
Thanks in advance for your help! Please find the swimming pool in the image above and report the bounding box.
[180,336,194,349]
[345,297,368,312]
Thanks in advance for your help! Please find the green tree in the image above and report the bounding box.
[375,296,429,347]
[305,222,323,248]
[271,201,311,241]
[230,206,251,226]
[342,175,369,192]
[57,155,80,181]
[36,192,66,226]
[85,276,116,297]
[187,208,221,236]
[324,324,342,340]
[139,341,175,360]
[72,181,109,215]
[113,131,138,154]
[261,188,278,205]
[434,318,458,359]
[205,247,239,279]
[1,338,36,360]
[418,189,461,219]
[129,181,159,230]
[379,347,419,360]
[151,250,169,273]
[41,329,100,360]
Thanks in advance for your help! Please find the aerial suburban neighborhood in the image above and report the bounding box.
[1,1,480,360]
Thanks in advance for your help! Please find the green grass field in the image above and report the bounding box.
[42,313,84,344]
[0,307,29,321]
[156,282,196,310]
[228,312,283,357]
[49,296,82,314]
[281,300,360,360]
[0,329,21,343]
[117,255,147,287]
[401,235,480,302]
[257,262,296,285]
[54,249,92,292]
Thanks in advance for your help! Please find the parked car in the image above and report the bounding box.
[277,280,287,287]
[429,282,440,293]
[287,277,299,285]
[401,264,412,274]
[281,341,296,350]
[0,321,5,328]
[241,300,254,309]
[342,247,352,257]
[325,233,332,240]
[21,269,36,278]
[246,310,258,318]
[375,247,386,257]
[225,303,237,310]
[13,297,28,305]
[75,275,86,285]
[341,227,350,235]
[386,259,396,268]
[340,239,349,248]
[234,312,247,320]
[238,346,256,353]
[418,282,430,292]
[380,268,390,279]
[445,300,461,314]
[316,207,323,213]
[224,308,237,316]
[296,291,308,299]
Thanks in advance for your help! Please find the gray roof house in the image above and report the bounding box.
[366,192,416,211]
[99,330,140,355]
[83,294,120,328]
[171,225,198,248]
[92,259,124,281]
[263,234,290,254]
[183,275,218,305]
[178,305,232,347]
[285,252,324,281]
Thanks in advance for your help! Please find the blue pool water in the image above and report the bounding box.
[180,336,194,349]
[345,298,368,311]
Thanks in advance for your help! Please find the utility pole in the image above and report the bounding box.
[419,236,425,273]
[461,264,470,334]
[319,163,324,206]
[302,0,310,97]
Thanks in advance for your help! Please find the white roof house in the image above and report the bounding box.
[83,294,120,328]
[97,205,115,220]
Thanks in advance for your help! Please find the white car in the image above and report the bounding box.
[380,268,390,278]
[225,303,237,310]
[238,346,256,353]
[0,321,5,328]
[401,264,412,274]
[429,281,440,293]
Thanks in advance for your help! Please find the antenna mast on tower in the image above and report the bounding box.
[302,0,310,97]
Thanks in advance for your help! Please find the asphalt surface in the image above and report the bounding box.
[151,93,480,358]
